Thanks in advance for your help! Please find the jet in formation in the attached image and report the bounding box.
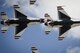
[43,6,80,40]
[0,5,44,39]
[1,5,80,40]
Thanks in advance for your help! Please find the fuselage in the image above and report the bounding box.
[1,18,80,27]
[44,19,80,27]
[1,18,44,26]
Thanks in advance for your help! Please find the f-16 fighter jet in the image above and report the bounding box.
[31,47,40,53]
[0,5,44,39]
[43,6,80,40]
[30,0,36,5]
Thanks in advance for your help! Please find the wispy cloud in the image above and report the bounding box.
[4,0,80,19]
[4,0,57,18]
[4,0,43,17]
[67,47,80,53]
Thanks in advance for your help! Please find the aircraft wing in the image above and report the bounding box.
[14,24,27,39]
[13,5,27,19]
[31,47,40,53]
[58,25,71,40]
[57,6,72,40]
[13,5,27,39]
[0,12,8,20]
[57,6,71,20]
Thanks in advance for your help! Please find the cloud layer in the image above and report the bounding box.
[67,47,80,53]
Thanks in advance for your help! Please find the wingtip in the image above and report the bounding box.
[2,32,5,33]
[58,37,64,40]
[45,31,50,35]
[31,47,38,50]
[1,30,7,33]
[1,12,5,13]
[57,6,63,10]
[32,46,37,48]
[14,36,21,39]
[30,0,36,5]
[0,12,6,15]
[13,5,20,8]
[14,36,21,37]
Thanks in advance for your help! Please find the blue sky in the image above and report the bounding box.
[0,0,80,53]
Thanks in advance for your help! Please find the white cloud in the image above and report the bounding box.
[67,47,80,53]
[4,0,57,18]
[4,0,19,6]
[4,0,80,19]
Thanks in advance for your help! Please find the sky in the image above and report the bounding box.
[0,0,80,53]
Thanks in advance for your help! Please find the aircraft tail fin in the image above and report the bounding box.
[44,13,52,20]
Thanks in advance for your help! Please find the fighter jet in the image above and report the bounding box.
[0,5,44,39]
[43,6,80,40]
[31,47,40,53]
[30,0,36,5]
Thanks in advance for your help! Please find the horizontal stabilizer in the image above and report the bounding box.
[45,26,53,35]
[1,25,9,33]
[58,36,64,40]
[0,12,8,20]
